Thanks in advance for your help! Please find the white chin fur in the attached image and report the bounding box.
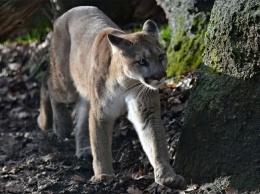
[126,73,165,90]
[141,78,165,90]
[146,78,165,90]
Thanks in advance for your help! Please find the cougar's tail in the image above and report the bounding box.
[37,72,53,132]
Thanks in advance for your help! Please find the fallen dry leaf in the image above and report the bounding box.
[41,153,58,162]
[226,186,238,194]
[185,184,200,192]
[136,174,154,180]
[5,180,24,192]
[70,174,86,185]
[138,167,143,177]
[127,186,142,194]
[9,166,21,174]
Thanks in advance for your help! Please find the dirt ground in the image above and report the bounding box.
[0,41,257,194]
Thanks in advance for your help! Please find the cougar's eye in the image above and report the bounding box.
[159,54,165,61]
[138,59,148,66]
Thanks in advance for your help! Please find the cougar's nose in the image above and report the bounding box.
[152,72,166,81]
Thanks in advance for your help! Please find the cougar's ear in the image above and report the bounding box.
[142,20,159,40]
[107,34,132,54]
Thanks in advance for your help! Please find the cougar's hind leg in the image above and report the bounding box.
[37,73,53,132]
[50,97,73,138]
[47,24,76,138]
[75,97,91,158]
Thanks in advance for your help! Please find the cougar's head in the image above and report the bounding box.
[107,20,167,90]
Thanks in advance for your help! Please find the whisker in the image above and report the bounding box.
[121,79,143,96]
[123,82,141,93]
[136,85,147,99]
[143,86,150,98]
[119,77,155,99]
[122,83,141,94]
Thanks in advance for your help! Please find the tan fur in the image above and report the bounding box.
[37,6,185,189]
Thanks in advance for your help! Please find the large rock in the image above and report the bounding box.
[175,0,260,190]
[162,0,215,76]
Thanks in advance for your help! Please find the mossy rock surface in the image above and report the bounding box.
[166,18,206,76]
[165,0,215,76]
[175,0,260,191]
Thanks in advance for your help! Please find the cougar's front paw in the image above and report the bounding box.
[76,147,92,159]
[155,171,186,190]
[90,174,117,182]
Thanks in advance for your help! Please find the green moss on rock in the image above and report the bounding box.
[167,29,205,76]
[166,15,208,77]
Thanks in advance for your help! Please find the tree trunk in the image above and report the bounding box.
[175,0,260,191]
[0,0,48,41]
[157,0,215,76]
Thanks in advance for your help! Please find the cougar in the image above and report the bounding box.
[37,6,185,189]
